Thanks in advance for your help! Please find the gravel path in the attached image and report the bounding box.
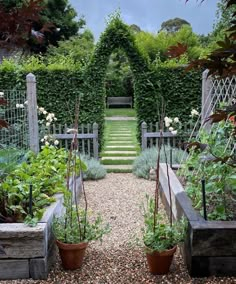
[1,173,236,284]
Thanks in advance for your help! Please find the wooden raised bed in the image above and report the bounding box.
[159,164,236,277]
[0,177,81,280]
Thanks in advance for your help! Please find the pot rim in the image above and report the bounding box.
[146,245,177,256]
[56,239,88,250]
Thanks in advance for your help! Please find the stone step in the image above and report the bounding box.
[103,151,137,155]
[101,156,135,160]
[106,145,136,149]
[106,141,134,144]
[103,165,133,170]
[109,134,133,137]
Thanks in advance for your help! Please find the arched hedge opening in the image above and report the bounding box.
[81,15,161,146]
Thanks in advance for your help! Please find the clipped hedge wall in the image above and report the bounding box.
[0,17,202,147]
[153,67,202,121]
[0,69,84,124]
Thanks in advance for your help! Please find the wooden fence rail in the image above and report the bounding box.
[141,121,198,151]
[48,122,99,159]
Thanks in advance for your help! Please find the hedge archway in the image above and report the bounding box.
[81,15,160,146]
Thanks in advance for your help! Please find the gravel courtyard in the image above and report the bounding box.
[1,173,235,284]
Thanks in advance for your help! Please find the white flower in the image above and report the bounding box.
[191,109,199,117]
[0,92,4,97]
[45,141,49,146]
[168,118,173,123]
[43,110,47,115]
[39,107,45,113]
[54,140,59,146]
[169,127,174,132]
[24,100,28,105]
[46,122,50,127]
[46,114,53,121]
[40,138,44,142]
[44,135,48,140]
[19,104,24,108]
[174,117,179,123]
[16,103,20,108]
[50,113,55,118]
[54,117,57,121]
[165,121,170,127]
[164,116,169,122]
[171,130,178,135]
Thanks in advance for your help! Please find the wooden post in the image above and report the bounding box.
[141,122,147,151]
[202,69,213,128]
[26,73,39,153]
[93,122,98,159]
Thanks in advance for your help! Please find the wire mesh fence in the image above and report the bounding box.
[0,90,29,178]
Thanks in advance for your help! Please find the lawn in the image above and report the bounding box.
[105,108,136,117]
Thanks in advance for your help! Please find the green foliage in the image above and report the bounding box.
[0,146,86,225]
[160,18,191,33]
[133,146,187,179]
[0,16,202,146]
[0,148,27,181]
[81,155,106,180]
[179,121,236,221]
[46,30,95,66]
[53,196,110,243]
[135,25,205,62]
[150,66,201,122]
[142,195,186,252]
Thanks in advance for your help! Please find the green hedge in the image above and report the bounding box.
[0,17,202,147]
[152,67,201,122]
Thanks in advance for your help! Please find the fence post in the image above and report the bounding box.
[202,69,212,128]
[93,122,98,159]
[141,122,147,151]
[26,73,39,153]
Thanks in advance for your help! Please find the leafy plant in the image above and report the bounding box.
[52,102,109,245]
[81,155,106,180]
[179,119,236,220]
[133,146,187,179]
[0,148,28,181]
[53,195,110,244]
[142,195,186,252]
[0,145,80,224]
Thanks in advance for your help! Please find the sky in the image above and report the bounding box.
[70,0,218,41]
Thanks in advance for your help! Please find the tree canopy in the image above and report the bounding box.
[160,17,191,33]
[0,0,84,53]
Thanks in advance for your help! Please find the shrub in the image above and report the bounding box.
[132,146,187,179]
[81,155,106,180]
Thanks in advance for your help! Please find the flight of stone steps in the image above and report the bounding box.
[101,119,140,173]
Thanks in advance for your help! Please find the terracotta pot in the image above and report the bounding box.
[146,246,177,275]
[56,240,88,270]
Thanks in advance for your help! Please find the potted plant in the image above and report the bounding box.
[141,100,186,275]
[142,195,186,275]
[53,193,109,270]
[52,104,109,270]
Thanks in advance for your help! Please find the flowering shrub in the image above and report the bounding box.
[164,108,199,136]
[16,102,59,147]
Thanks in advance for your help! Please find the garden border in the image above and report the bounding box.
[0,177,81,280]
[159,163,236,277]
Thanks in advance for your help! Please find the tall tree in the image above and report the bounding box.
[160,17,191,33]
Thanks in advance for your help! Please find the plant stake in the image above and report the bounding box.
[201,179,207,220]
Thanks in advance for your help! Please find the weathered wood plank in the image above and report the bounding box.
[0,259,29,279]
[54,133,96,139]
[0,223,47,258]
